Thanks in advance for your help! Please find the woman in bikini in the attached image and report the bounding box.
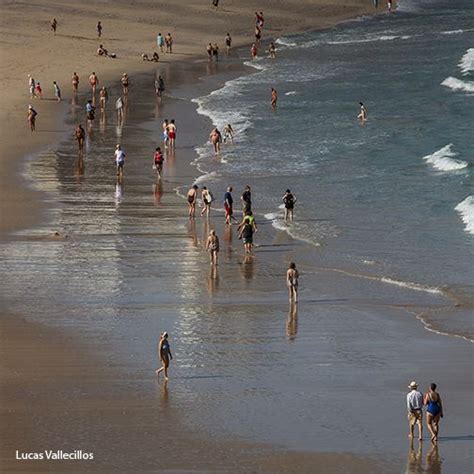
[424,383,444,442]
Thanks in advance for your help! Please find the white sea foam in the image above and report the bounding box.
[380,277,443,295]
[441,29,465,35]
[243,59,267,71]
[285,91,297,96]
[441,76,474,93]
[422,144,469,172]
[455,196,474,235]
[275,37,297,48]
[459,48,474,76]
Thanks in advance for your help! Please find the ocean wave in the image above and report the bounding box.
[455,196,474,235]
[243,59,267,71]
[275,37,297,48]
[422,144,469,172]
[380,277,443,294]
[459,48,474,76]
[441,76,474,93]
[440,29,465,35]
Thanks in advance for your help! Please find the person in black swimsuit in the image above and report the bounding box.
[156,332,173,381]
[282,189,296,221]
[241,185,252,215]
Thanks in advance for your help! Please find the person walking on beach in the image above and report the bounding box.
[167,119,177,148]
[358,102,368,122]
[34,82,43,99]
[86,99,95,121]
[187,185,198,218]
[27,105,37,132]
[155,332,173,381]
[162,119,169,147]
[51,18,57,34]
[387,0,393,13]
[241,185,252,214]
[287,262,299,302]
[209,127,222,154]
[407,381,424,441]
[28,75,36,99]
[99,86,108,109]
[155,75,165,98]
[239,216,255,253]
[373,0,379,8]
[153,146,164,179]
[238,211,258,234]
[89,72,98,94]
[255,26,262,46]
[224,186,237,224]
[212,0,219,10]
[424,383,443,442]
[116,97,124,122]
[71,72,79,93]
[157,33,165,52]
[53,81,61,101]
[200,186,213,218]
[96,21,103,37]
[114,144,126,177]
[206,229,220,265]
[121,73,129,95]
[165,33,173,53]
[271,88,278,109]
[213,43,219,62]
[223,123,234,143]
[74,124,86,152]
[207,43,213,61]
[225,33,232,54]
[282,189,296,221]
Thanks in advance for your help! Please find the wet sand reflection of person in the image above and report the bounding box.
[286,303,298,340]
[207,265,219,295]
[425,443,442,474]
[99,109,106,135]
[240,254,255,281]
[406,438,423,474]
[74,155,84,181]
[153,180,163,206]
[187,219,198,247]
[224,224,233,261]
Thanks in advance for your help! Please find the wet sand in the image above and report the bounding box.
[1,54,472,473]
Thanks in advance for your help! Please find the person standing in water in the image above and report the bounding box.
[27,105,37,132]
[187,184,198,218]
[407,381,424,441]
[200,186,213,218]
[153,146,164,179]
[287,262,299,302]
[121,73,129,95]
[358,102,368,122]
[268,42,276,59]
[206,229,220,266]
[99,86,108,109]
[251,43,258,59]
[224,186,237,224]
[223,124,234,143]
[162,119,169,147]
[239,216,254,254]
[209,127,222,154]
[271,88,278,109]
[74,124,86,152]
[167,119,177,148]
[241,185,252,215]
[155,332,173,381]
[225,33,232,54]
[282,189,296,221]
[423,383,443,443]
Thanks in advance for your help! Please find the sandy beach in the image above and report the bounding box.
[1,0,473,472]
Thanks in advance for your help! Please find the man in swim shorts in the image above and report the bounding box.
[167,119,177,148]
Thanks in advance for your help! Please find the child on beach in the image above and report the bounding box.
[34,82,42,99]
[286,262,299,302]
[251,43,258,59]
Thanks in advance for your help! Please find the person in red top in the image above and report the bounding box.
[153,147,164,178]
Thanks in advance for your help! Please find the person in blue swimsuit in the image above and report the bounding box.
[423,383,443,442]
[156,332,173,381]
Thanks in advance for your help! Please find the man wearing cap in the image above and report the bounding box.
[407,381,423,440]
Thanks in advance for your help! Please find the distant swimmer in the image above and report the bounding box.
[209,127,222,154]
[99,86,108,109]
[206,229,220,265]
[114,144,126,177]
[89,72,99,94]
[271,88,278,109]
[155,332,173,381]
[27,105,37,132]
[282,189,296,221]
[251,43,258,59]
[357,102,368,121]
[287,262,299,302]
[223,123,234,143]
[74,124,86,152]
[71,72,79,93]
[268,42,276,59]
[153,146,164,178]
[187,184,198,218]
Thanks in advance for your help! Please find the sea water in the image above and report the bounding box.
[193,0,474,298]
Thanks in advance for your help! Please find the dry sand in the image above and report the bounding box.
[0,0,378,233]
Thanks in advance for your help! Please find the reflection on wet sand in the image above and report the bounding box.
[207,265,219,295]
[406,439,442,474]
[287,303,298,340]
[188,219,198,247]
[240,254,255,281]
[153,180,163,206]
[74,153,84,180]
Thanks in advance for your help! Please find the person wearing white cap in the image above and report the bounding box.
[407,381,424,440]
[155,332,173,381]
[114,144,126,177]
